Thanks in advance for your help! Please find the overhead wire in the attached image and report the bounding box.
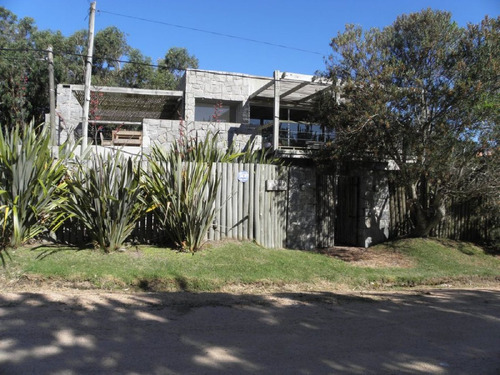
[0,47,162,69]
[97,9,323,56]
[0,47,275,81]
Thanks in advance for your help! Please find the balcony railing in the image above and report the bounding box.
[270,122,334,150]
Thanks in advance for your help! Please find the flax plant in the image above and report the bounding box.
[0,122,68,259]
[147,130,241,252]
[63,151,148,252]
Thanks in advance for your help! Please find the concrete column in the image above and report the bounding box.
[273,70,280,151]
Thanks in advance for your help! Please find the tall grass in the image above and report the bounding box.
[145,128,281,252]
[0,122,68,257]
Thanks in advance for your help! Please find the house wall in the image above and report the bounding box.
[181,70,273,150]
[142,119,260,154]
[183,69,271,123]
[55,71,267,152]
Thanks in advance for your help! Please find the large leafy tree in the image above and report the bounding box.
[118,48,154,88]
[317,10,499,237]
[92,26,129,85]
[156,47,199,89]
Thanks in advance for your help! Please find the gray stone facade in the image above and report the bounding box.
[54,69,268,153]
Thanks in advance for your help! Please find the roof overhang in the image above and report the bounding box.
[249,71,331,108]
[71,85,184,122]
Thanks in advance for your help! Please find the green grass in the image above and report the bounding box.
[2,239,499,292]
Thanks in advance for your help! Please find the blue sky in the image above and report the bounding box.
[3,0,499,77]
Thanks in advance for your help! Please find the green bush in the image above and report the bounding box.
[62,151,148,252]
[0,122,68,259]
[146,143,219,253]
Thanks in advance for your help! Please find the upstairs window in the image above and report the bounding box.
[195,100,237,122]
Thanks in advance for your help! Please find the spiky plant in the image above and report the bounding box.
[146,146,219,252]
[0,122,68,256]
[146,130,238,252]
[62,151,148,252]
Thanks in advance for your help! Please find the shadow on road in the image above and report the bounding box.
[1,289,499,374]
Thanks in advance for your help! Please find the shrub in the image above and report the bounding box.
[62,151,148,252]
[146,143,219,253]
[0,122,68,257]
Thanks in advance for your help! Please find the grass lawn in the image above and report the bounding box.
[2,238,499,292]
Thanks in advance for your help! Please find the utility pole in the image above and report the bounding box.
[47,45,56,147]
[81,1,96,156]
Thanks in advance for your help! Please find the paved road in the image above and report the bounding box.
[1,289,499,374]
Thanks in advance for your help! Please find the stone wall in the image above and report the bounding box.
[143,119,260,153]
[183,69,270,123]
[54,71,266,153]
[286,167,318,250]
[55,84,83,145]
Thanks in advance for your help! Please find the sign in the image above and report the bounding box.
[238,170,249,183]
[266,180,287,191]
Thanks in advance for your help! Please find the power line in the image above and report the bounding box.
[0,47,272,81]
[97,9,323,56]
[0,47,162,69]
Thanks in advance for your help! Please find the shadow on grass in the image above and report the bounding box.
[1,289,499,374]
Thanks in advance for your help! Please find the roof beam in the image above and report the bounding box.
[294,85,331,104]
[280,81,311,99]
[71,84,183,97]
[249,80,274,99]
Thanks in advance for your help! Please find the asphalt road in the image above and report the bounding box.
[1,288,499,374]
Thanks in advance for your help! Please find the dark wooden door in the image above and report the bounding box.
[335,176,360,246]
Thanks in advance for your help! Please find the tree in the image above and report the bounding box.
[163,47,199,77]
[156,47,199,89]
[0,7,76,127]
[316,10,499,237]
[92,26,129,85]
[118,48,154,88]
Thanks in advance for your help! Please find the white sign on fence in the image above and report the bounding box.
[238,170,249,183]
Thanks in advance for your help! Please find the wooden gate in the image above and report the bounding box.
[335,176,360,246]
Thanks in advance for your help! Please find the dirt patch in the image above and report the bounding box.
[317,246,416,268]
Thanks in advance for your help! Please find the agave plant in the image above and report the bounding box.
[62,151,148,252]
[0,122,69,252]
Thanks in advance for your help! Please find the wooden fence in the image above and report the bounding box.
[208,162,288,248]
[56,165,495,249]
[389,183,494,242]
[57,162,289,249]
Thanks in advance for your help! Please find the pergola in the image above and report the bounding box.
[249,71,332,151]
[71,85,183,124]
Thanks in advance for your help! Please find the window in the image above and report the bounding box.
[195,100,237,122]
